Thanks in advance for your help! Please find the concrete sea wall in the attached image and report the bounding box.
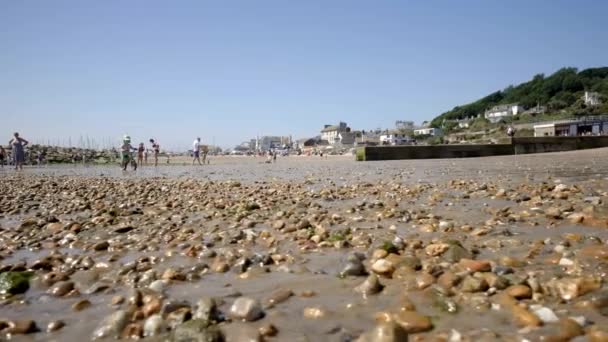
[356,136,608,161]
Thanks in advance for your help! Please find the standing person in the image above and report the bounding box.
[201,144,209,164]
[0,145,6,168]
[192,137,202,165]
[144,148,148,165]
[120,135,137,171]
[9,132,29,171]
[137,143,145,166]
[149,139,160,166]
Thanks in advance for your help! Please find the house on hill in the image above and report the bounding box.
[484,104,525,123]
[584,91,602,107]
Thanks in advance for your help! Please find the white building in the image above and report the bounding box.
[484,104,525,123]
[379,130,413,145]
[584,91,602,107]
[414,127,443,136]
[321,122,349,144]
[395,120,415,130]
[256,136,291,151]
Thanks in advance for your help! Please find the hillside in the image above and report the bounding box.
[430,67,608,128]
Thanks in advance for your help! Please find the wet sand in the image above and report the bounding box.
[1,149,608,341]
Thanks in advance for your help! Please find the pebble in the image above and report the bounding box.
[371,259,394,275]
[143,314,165,337]
[459,259,491,272]
[47,320,65,332]
[72,299,92,311]
[356,322,408,342]
[4,320,38,334]
[355,274,384,296]
[512,305,542,327]
[229,297,264,321]
[92,310,129,339]
[392,311,433,333]
[48,280,75,296]
[505,285,532,299]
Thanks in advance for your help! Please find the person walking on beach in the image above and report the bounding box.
[9,132,29,171]
[0,145,6,168]
[149,139,160,166]
[192,137,202,165]
[137,143,145,166]
[120,135,137,171]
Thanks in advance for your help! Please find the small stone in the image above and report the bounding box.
[121,323,143,339]
[5,320,38,334]
[425,243,449,256]
[229,297,264,321]
[149,279,168,293]
[371,259,394,275]
[47,320,65,332]
[355,274,384,296]
[194,297,220,322]
[512,305,542,327]
[442,244,472,263]
[567,213,585,223]
[92,310,129,339]
[143,314,165,337]
[48,281,75,296]
[531,306,559,323]
[303,307,326,319]
[265,288,293,307]
[356,322,408,342]
[459,259,491,272]
[340,259,367,277]
[72,299,92,311]
[505,285,532,299]
[172,319,224,342]
[258,323,278,337]
[415,273,435,290]
[392,311,433,333]
[460,276,489,293]
[92,241,110,251]
[142,295,163,317]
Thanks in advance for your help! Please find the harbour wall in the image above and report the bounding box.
[356,136,608,161]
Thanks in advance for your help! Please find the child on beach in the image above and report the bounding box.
[149,139,160,166]
[137,143,145,166]
[121,136,137,171]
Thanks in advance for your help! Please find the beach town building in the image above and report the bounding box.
[484,104,525,123]
[254,136,292,151]
[321,122,350,144]
[584,91,602,107]
[533,116,608,137]
[379,130,413,145]
[414,127,443,136]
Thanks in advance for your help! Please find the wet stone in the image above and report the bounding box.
[355,274,384,296]
[356,322,408,342]
[229,297,264,321]
[172,319,224,342]
[92,310,129,340]
[48,280,75,297]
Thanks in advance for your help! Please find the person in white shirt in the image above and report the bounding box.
[192,137,202,165]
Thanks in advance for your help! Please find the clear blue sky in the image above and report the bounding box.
[2,0,607,150]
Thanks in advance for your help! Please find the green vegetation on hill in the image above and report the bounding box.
[431,67,608,128]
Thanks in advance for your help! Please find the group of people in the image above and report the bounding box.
[120,136,161,170]
[1,132,29,170]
